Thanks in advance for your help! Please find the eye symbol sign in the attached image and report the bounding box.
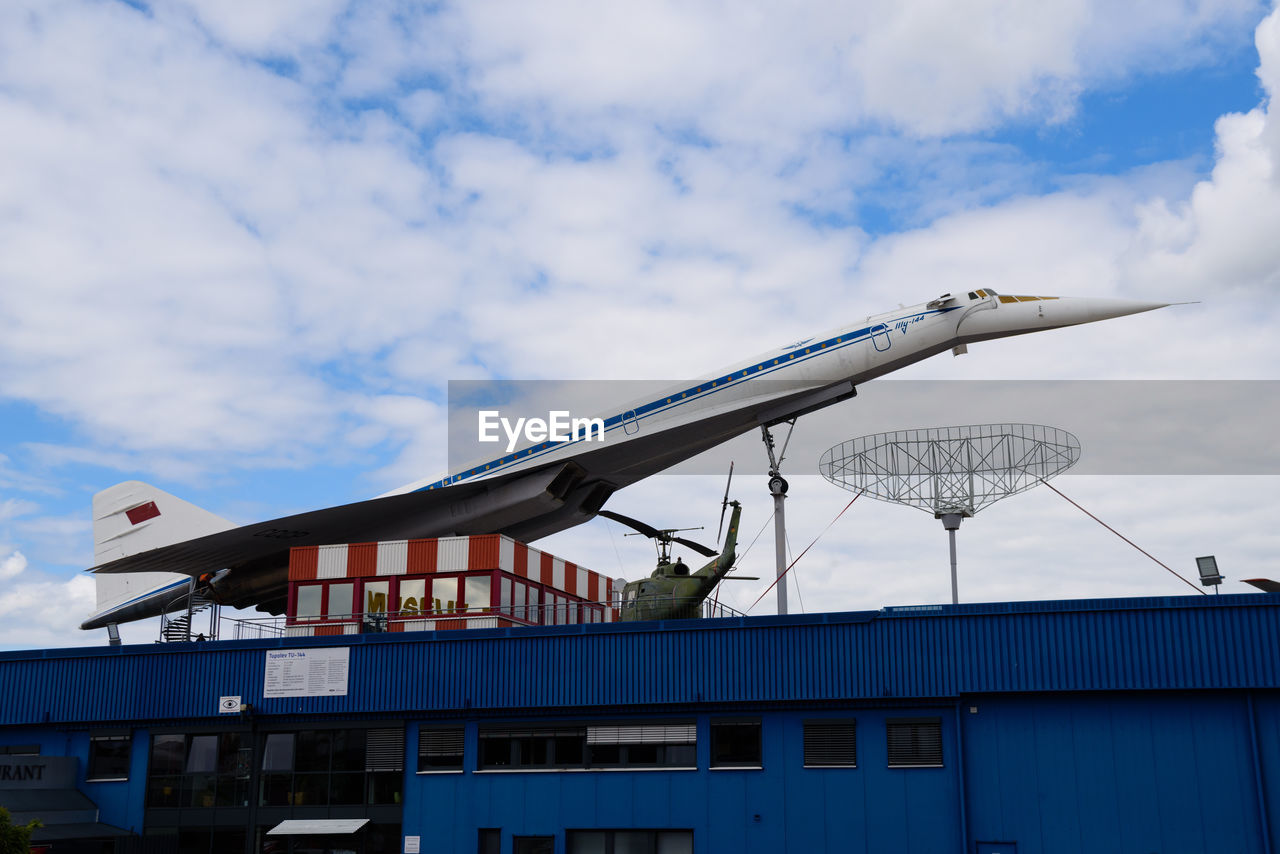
[218,696,242,714]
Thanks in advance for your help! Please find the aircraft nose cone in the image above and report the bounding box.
[1071,297,1170,323]
[1005,295,1171,328]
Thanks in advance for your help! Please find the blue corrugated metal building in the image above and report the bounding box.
[1,593,1277,854]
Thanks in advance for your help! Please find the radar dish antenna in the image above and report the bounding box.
[818,423,1080,603]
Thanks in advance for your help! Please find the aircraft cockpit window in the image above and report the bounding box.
[986,289,998,295]
[968,292,979,300]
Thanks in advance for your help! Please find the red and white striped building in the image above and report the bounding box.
[285,534,621,636]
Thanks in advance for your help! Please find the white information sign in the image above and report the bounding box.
[218,695,242,714]
[263,648,350,698]
[404,836,421,854]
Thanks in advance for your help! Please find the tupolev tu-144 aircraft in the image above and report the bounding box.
[81,290,1170,630]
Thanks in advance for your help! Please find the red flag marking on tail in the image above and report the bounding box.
[126,501,161,525]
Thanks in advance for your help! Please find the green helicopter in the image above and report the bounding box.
[601,498,749,622]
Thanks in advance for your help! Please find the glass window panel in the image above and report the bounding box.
[295,585,322,618]
[433,577,458,613]
[664,744,696,767]
[259,773,291,806]
[514,838,554,854]
[656,832,694,854]
[184,772,216,808]
[567,832,606,854]
[419,728,464,771]
[615,831,657,854]
[146,775,181,808]
[479,736,511,768]
[710,719,762,767]
[185,735,217,773]
[527,587,540,624]
[479,829,502,854]
[465,575,491,612]
[216,769,250,807]
[292,772,329,806]
[329,772,364,804]
[216,732,247,774]
[501,577,512,611]
[588,744,620,766]
[294,731,331,772]
[398,578,426,616]
[627,744,658,765]
[514,735,547,766]
[331,728,364,771]
[326,582,353,619]
[261,733,294,771]
[363,581,389,616]
[150,733,186,775]
[367,771,402,805]
[553,735,583,766]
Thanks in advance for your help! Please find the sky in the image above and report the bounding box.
[2,0,1280,649]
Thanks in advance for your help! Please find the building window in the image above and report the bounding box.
[418,727,464,772]
[399,577,427,616]
[567,830,693,854]
[0,745,38,756]
[513,837,554,854]
[477,722,696,771]
[710,719,761,768]
[585,724,696,769]
[256,727,404,807]
[479,726,584,769]
[327,582,354,619]
[366,728,405,804]
[87,733,131,781]
[803,720,856,768]
[464,575,491,612]
[477,828,500,854]
[145,732,251,808]
[886,717,943,767]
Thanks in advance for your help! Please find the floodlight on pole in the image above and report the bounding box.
[819,424,1081,603]
[1196,555,1223,593]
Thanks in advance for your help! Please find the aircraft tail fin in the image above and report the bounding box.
[90,481,237,613]
[93,480,236,565]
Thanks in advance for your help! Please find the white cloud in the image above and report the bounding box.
[0,549,27,580]
[0,572,95,648]
[0,498,39,522]
[1124,14,1280,297]
[442,0,1260,139]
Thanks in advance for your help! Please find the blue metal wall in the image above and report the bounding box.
[1,593,1278,853]
[1,594,1277,726]
[395,694,1278,854]
[960,691,1277,854]
[403,708,964,854]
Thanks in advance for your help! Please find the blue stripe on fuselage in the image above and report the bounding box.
[90,577,191,620]
[416,308,956,490]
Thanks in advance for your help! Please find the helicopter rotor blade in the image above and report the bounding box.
[670,536,719,558]
[598,510,664,540]
[717,461,735,544]
[599,511,719,558]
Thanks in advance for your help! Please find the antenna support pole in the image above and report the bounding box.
[770,472,789,615]
[938,512,965,605]
[762,424,793,615]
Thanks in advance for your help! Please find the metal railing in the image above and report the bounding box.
[203,595,745,641]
